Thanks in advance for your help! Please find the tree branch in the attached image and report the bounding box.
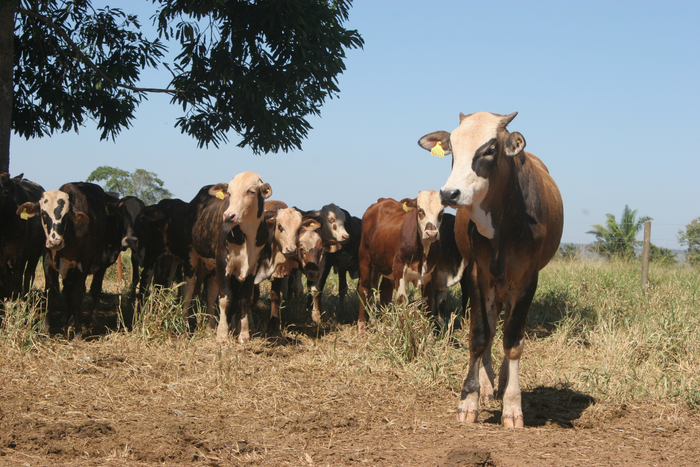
[18,7,178,96]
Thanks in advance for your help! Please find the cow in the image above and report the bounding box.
[112,196,149,291]
[302,204,360,322]
[357,190,445,331]
[266,219,342,330]
[138,198,189,292]
[182,172,272,343]
[421,212,470,330]
[0,173,44,299]
[17,182,122,339]
[419,111,563,427]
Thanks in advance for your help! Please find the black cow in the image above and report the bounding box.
[1,173,44,299]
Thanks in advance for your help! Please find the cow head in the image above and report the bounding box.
[296,226,341,282]
[419,111,525,207]
[415,190,444,243]
[17,190,89,250]
[269,207,303,256]
[213,172,272,226]
[112,196,149,250]
[316,203,350,243]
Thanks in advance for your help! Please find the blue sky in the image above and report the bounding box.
[11,1,700,249]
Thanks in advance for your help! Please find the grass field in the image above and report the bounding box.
[1,257,699,466]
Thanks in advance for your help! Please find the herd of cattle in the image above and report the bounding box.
[0,111,563,427]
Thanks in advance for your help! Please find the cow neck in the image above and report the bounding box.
[479,152,538,283]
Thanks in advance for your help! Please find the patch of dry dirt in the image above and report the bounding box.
[1,327,698,467]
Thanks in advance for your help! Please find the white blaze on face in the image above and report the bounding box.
[40,190,71,250]
[320,203,349,243]
[222,171,270,226]
[442,112,502,208]
[416,190,444,243]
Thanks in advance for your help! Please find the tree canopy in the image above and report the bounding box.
[1,0,364,172]
[86,165,173,205]
[678,217,700,267]
[587,205,652,259]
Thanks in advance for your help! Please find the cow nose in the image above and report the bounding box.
[284,245,297,255]
[224,213,237,224]
[122,237,138,248]
[46,238,64,250]
[340,233,349,242]
[440,188,461,205]
[424,229,439,240]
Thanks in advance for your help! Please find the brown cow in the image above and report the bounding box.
[357,190,444,331]
[183,172,272,343]
[17,182,120,339]
[419,111,563,427]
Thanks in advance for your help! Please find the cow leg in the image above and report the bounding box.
[43,261,60,333]
[215,273,233,343]
[130,248,141,292]
[379,276,393,317]
[338,268,348,302]
[62,269,87,340]
[237,276,255,343]
[497,272,538,428]
[269,278,283,331]
[89,268,107,329]
[23,253,40,294]
[457,264,496,423]
[205,273,219,329]
[309,279,322,324]
[435,288,448,331]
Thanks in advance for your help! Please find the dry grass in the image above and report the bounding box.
[1,257,700,465]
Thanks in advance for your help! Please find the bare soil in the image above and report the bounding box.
[1,289,699,467]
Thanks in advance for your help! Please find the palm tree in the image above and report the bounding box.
[587,205,652,259]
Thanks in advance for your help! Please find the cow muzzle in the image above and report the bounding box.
[122,236,138,249]
[223,212,240,224]
[46,238,65,251]
[304,263,320,281]
[423,229,439,242]
[439,188,462,207]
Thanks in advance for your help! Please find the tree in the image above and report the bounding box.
[2,0,364,172]
[678,217,700,267]
[86,165,172,205]
[587,205,652,259]
[557,243,582,261]
[649,244,677,266]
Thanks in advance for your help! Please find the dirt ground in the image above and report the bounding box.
[1,280,700,467]
[2,324,699,467]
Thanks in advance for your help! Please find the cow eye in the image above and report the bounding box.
[483,146,495,157]
[248,189,256,195]
[278,225,284,232]
[327,217,334,224]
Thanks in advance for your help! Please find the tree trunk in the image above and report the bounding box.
[0,1,15,174]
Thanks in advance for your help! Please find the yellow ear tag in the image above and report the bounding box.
[216,190,225,200]
[403,202,409,212]
[310,222,315,227]
[431,141,445,158]
[20,209,29,220]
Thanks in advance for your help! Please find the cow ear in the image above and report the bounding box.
[11,173,24,182]
[17,201,40,219]
[70,210,90,224]
[302,218,321,231]
[418,131,452,156]
[208,183,229,199]
[105,200,119,216]
[322,240,342,253]
[505,132,526,157]
[259,183,272,199]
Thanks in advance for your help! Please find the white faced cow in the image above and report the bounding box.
[184,172,272,343]
[419,111,563,427]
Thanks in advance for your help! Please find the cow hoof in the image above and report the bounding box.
[457,408,479,423]
[216,335,229,344]
[501,412,524,428]
[237,332,250,343]
[357,320,366,335]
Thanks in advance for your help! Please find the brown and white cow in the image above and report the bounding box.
[302,204,360,321]
[419,111,563,427]
[183,172,272,343]
[17,182,120,339]
[357,190,444,331]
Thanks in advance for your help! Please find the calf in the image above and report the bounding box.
[113,196,149,290]
[419,111,563,427]
[1,173,44,299]
[17,182,119,338]
[421,212,470,329]
[357,190,444,331]
[183,172,272,343]
[302,204,360,321]
[138,199,188,292]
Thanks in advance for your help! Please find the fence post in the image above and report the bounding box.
[640,221,651,287]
